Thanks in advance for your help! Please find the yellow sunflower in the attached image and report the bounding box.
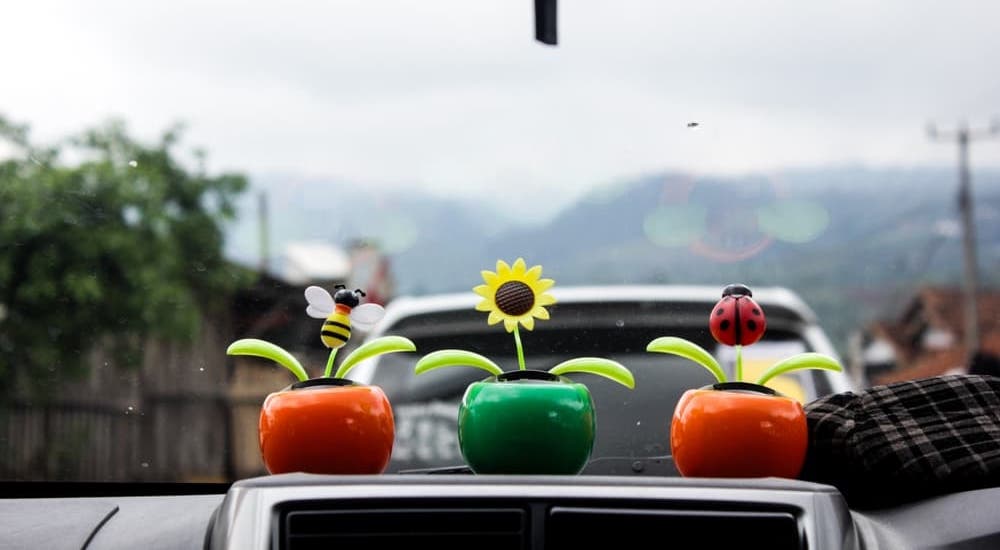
[473,258,556,332]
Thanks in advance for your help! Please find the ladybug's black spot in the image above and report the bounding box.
[752,308,761,316]
[747,320,758,332]
[715,308,725,316]
[494,281,535,316]
[719,320,731,331]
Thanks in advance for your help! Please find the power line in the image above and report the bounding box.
[927,119,1000,365]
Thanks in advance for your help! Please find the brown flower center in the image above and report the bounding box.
[494,281,535,316]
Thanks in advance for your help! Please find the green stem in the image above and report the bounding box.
[323,348,339,378]
[513,325,526,371]
[735,345,743,382]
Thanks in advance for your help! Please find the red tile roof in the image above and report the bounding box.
[867,286,1000,385]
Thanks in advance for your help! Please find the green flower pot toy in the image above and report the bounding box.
[415,258,635,475]
[226,285,416,475]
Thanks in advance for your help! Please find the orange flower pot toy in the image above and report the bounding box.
[226,285,416,475]
[646,284,843,479]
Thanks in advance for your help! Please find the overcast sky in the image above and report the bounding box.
[4,1,1000,216]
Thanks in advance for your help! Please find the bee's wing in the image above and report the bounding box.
[350,303,385,330]
[304,286,335,318]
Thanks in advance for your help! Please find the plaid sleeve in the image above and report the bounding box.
[800,374,1000,509]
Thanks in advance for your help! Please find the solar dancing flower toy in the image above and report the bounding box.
[414,258,635,475]
[646,284,843,479]
[226,285,416,475]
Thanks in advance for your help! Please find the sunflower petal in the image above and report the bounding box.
[481,270,499,286]
[536,278,555,292]
[496,260,511,278]
[524,265,542,282]
[475,300,493,311]
[520,315,535,331]
[532,306,550,320]
[511,258,527,275]
[536,293,557,306]
[472,284,493,298]
[487,311,504,325]
[503,318,517,332]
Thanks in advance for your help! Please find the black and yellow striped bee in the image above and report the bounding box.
[304,285,385,349]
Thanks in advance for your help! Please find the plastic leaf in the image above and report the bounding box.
[548,358,635,389]
[755,353,843,386]
[414,350,504,377]
[334,336,417,379]
[646,336,727,383]
[226,339,308,381]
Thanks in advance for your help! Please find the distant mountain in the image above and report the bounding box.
[484,166,1000,349]
[224,167,1000,351]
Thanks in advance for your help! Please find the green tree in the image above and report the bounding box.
[0,115,251,396]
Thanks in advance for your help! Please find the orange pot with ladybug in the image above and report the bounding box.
[671,381,807,478]
[647,284,843,479]
[227,285,416,475]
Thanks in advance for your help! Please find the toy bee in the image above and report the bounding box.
[305,285,385,349]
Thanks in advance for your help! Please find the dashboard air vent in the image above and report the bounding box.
[283,507,526,550]
[546,507,801,550]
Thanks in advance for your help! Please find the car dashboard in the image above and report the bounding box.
[5,474,1000,549]
[210,474,851,550]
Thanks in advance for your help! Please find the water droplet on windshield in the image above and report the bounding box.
[123,206,141,226]
[128,160,138,168]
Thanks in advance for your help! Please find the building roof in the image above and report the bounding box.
[869,286,1000,385]
[282,241,351,284]
[914,287,1000,337]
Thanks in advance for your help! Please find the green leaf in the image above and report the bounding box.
[646,336,727,383]
[334,336,417,379]
[548,358,635,389]
[755,353,843,386]
[414,350,503,377]
[226,338,308,381]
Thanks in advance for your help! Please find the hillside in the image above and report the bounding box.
[225,167,1000,351]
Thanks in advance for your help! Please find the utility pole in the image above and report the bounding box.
[927,119,1000,366]
[258,190,270,275]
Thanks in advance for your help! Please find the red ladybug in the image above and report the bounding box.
[709,284,766,346]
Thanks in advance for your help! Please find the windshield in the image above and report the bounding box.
[2,1,999,483]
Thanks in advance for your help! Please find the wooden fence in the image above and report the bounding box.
[0,275,357,482]
[0,309,334,482]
